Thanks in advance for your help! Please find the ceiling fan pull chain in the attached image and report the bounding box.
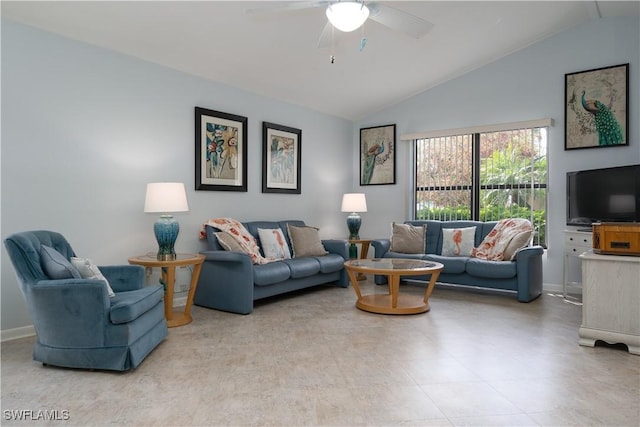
[360,21,367,52]
[330,25,336,63]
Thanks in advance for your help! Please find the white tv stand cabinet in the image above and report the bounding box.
[563,229,592,298]
[578,251,640,355]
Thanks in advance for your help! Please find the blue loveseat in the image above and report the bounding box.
[194,220,349,314]
[371,220,543,302]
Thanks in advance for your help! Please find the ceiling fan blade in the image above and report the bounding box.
[316,21,333,49]
[367,2,434,39]
[245,1,328,18]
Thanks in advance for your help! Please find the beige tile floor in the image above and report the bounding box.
[2,279,639,426]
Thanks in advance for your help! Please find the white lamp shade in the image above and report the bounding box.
[326,1,370,32]
[144,182,189,213]
[341,193,367,212]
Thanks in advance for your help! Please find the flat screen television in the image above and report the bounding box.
[566,164,640,228]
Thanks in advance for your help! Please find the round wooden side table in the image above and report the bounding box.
[128,253,205,327]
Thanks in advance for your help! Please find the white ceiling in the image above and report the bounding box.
[2,1,638,120]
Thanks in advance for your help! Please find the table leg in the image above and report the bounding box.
[183,262,203,319]
[162,266,176,322]
[423,270,441,306]
[356,242,370,280]
[347,268,363,300]
[389,274,400,308]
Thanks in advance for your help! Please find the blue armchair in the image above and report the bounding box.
[4,230,168,371]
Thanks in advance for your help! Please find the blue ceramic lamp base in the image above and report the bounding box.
[154,215,179,261]
[346,212,361,240]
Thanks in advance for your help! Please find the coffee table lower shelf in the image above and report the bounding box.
[356,294,430,315]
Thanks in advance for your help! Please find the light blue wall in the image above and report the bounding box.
[2,16,639,332]
[356,16,639,286]
[1,20,354,331]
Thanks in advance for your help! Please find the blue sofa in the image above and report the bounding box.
[194,220,349,314]
[371,220,543,302]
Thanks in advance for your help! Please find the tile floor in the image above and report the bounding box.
[1,280,639,426]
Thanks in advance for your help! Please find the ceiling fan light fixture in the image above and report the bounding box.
[326,1,370,32]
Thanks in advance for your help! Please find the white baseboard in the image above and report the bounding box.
[1,297,190,343]
[1,325,35,342]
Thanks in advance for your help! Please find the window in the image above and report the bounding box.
[414,123,548,247]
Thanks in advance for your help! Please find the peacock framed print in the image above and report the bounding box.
[360,124,396,185]
[565,63,629,150]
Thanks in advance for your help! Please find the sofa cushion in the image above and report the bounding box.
[253,262,292,286]
[390,222,426,254]
[423,254,468,274]
[40,245,82,279]
[283,258,321,278]
[316,253,345,273]
[441,227,476,256]
[465,258,517,279]
[258,228,291,260]
[287,225,328,257]
[110,285,164,324]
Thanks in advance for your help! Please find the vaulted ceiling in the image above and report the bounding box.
[3,1,638,120]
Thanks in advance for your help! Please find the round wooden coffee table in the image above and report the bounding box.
[344,258,443,315]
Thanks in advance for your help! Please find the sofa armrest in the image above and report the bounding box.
[30,279,111,347]
[515,245,544,302]
[99,265,145,292]
[371,239,391,258]
[194,250,256,314]
[322,239,349,286]
[322,239,349,260]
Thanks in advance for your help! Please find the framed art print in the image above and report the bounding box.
[360,124,396,185]
[262,122,301,194]
[565,63,629,150]
[195,107,248,191]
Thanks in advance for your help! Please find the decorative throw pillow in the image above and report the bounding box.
[287,224,328,258]
[39,245,82,280]
[503,230,533,260]
[201,218,272,264]
[70,257,116,297]
[390,222,426,254]
[441,227,476,257]
[215,232,244,252]
[472,218,533,261]
[258,228,291,260]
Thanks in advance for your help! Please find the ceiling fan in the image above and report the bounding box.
[246,1,434,49]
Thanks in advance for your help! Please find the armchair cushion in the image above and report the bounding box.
[39,245,81,279]
[110,285,165,324]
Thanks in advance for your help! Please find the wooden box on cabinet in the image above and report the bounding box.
[593,222,640,256]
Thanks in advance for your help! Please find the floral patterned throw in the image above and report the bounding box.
[471,218,533,261]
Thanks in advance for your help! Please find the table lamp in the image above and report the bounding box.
[341,193,367,240]
[144,182,189,261]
